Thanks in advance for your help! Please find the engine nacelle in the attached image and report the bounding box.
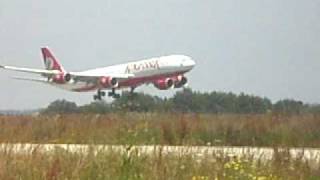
[174,76,188,88]
[98,76,118,88]
[154,78,174,90]
[52,73,71,84]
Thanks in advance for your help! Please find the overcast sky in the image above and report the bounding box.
[0,0,320,109]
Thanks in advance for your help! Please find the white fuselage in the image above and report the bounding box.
[53,55,196,92]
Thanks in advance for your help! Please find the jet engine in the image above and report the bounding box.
[52,73,72,84]
[98,76,118,88]
[153,78,174,90]
[174,76,188,88]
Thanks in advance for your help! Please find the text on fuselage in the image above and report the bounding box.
[125,60,160,74]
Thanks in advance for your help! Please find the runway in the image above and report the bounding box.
[1,144,320,162]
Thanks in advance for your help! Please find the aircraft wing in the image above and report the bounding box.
[0,65,134,82]
[0,65,60,76]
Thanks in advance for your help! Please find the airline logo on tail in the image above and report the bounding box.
[41,47,65,72]
[44,57,54,70]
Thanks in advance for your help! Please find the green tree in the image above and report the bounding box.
[79,101,112,114]
[112,92,162,112]
[273,99,305,115]
[42,99,78,114]
[172,88,194,112]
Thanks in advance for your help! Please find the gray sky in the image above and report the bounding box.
[0,0,320,109]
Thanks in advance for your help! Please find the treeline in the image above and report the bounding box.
[42,88,320,114]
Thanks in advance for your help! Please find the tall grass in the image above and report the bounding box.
[1,113,320,179]
[0,113,319,147]
[0,145,319,179]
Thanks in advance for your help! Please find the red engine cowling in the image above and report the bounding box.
[153,78,174,90]
[52,73,71,84]
[174,75,188,88]
[98,76,118,88]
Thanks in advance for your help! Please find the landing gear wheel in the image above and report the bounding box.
[108,88,120,99]
[93,95,101,101]
[113,94,121,99]
[93,90,105,101]
[108,92,114,97]
[108,88,115,97]
[100,91,106,97]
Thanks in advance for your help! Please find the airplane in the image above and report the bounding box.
[0,47,196,100]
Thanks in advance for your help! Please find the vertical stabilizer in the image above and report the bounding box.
[41,47,65,72]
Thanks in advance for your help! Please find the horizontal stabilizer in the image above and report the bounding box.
[11,76,48,83]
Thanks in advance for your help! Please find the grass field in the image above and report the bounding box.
[1,113,320,179]
[0,113,320,147]
[0,145,319,179]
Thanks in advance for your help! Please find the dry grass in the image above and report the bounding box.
[0,113,319,147]
[0,113,320,179]
[0,145,318,179]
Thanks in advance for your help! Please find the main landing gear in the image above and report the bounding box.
[108,88,121,99]
[130,87,135,95]
[93,90,106,101]
[93,89,120,101]
[93,87,135,101]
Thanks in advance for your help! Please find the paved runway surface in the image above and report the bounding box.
[1,144,320,162]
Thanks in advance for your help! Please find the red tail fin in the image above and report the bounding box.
[41,47,65,72]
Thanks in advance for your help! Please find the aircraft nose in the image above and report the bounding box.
[190,59,196,66]
[185,58,196,67]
